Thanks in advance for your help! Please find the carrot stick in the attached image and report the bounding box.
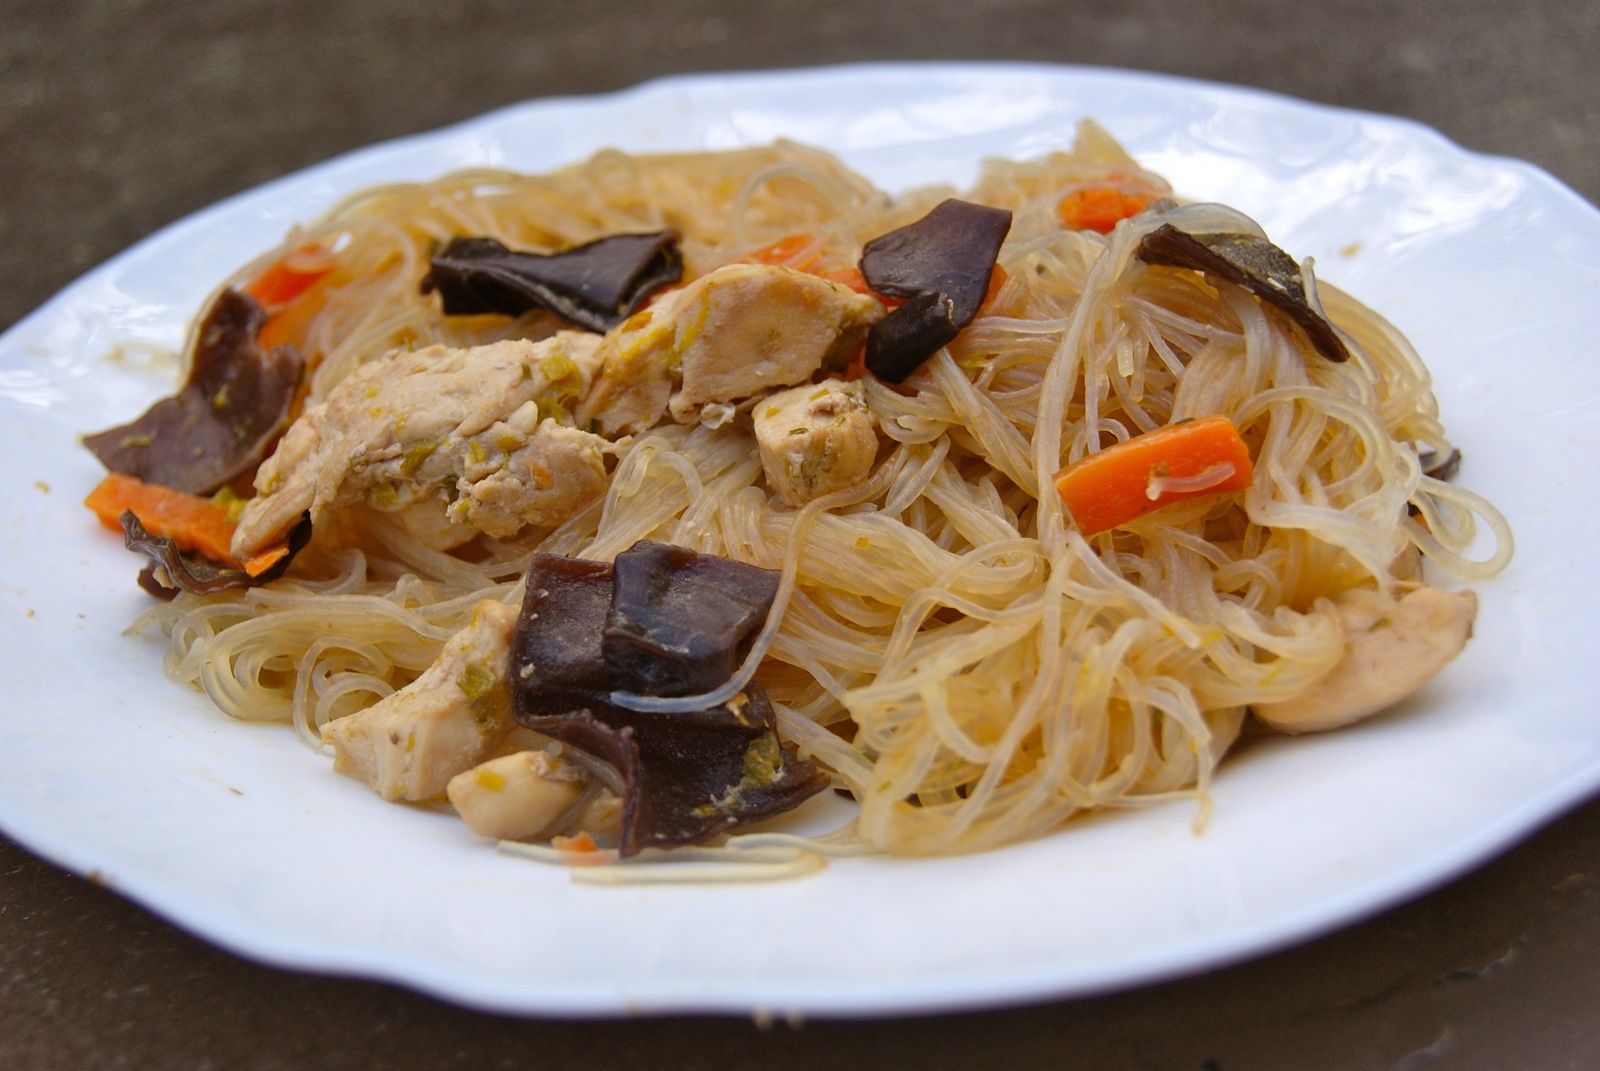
[244,243,335,308]
[741,234,1011,317]
[1053,415,1253,535]
[980,264,1008,312]
[820,265,873,295]
[553,831,599,853]
[746,237,1006,332]
[258,278,330,352]
[1057,188,1153,234]
[826,264,1006,312]
[86,473,299,575]
[743,237,886,303]
[242,545,291,577]
[815,266,899,308]
[743,234,825,271]
[835,264,1007,383]
[85,473,240,565]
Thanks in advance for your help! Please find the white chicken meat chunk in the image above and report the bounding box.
[446,750,585,841]
[753,378,879,506]
[446,749,618,842]
[322,600,517,801]
[575,264,882,436]
[232,333,608,558]
[1254,585,1478,733]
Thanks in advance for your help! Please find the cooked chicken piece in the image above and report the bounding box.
[753,378,879,506]
[448,420,608,539]
[1390,543,1424,583]
[575,264,882,436]
[323,600,517,801]
[389,500,478,551]
[449,728,625,841]
[447,749,587,841]
[572,307,675,439]
[233,333,607,558]
[1254,586,1478,733]
[575,791,623,840]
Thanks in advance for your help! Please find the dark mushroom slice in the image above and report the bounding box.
[509,544,825,854]
[1408,446,1463,517]
[1135,224,1350,363]
[122,510,311,597]
[510,552,619,715]
[135,565,180,602]
[602,540,780,698]
[512,548,764,726]
[84,289,305,495]
[420,232,683,333]
[860,199,1014,318]
[521,688,827,856]
[1421,447,1462,482]
[859,198,1012,383]
[861,291,962,384]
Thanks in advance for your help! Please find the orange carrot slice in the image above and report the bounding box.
[242,545,291,577]
[258,277,330,352]
[742,235,1013,318]
[86,472,300,579]
[979,264,1008,312]
[244,243,335,308]
[744,238,892,305]
[743,234,825,271]
[817,266,903,310]
[825,264,1006,311]
[85,473,240,565]
[820,265,872,295]
[1054,415,1253,535]
[1057,188,1153,234]
[834,264,1008,383]
[553,831,599,853]
[550,831,614,866]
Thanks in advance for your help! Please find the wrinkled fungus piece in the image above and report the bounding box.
[861,291,961,383]
[860,199,1012,383]
[510,553,618,714]
[510,544,824,854]
[1136,224,1349,363]
[122,510,310,596]
[420,233,683,333]
[136,566,178,602]
[1421,447,1461,482]
[603,540,781,697]
[84,289,306,495]
[512,550,767,726]
[522,688,827,856]
[860,199,1014,320]
[1410,447,1463,516]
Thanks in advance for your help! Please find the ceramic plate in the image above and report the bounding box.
[1,63,1596,1017]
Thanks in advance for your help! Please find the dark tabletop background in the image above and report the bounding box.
[3,2,1597,1068]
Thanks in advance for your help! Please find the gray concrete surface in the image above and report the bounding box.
[2,1,1597,1068]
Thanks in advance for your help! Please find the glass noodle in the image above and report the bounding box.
[130,124,1512,856]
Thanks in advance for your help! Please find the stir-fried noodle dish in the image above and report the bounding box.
[83,122,1511,876]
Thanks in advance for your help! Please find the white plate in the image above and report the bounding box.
[1,63,1596,1018]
